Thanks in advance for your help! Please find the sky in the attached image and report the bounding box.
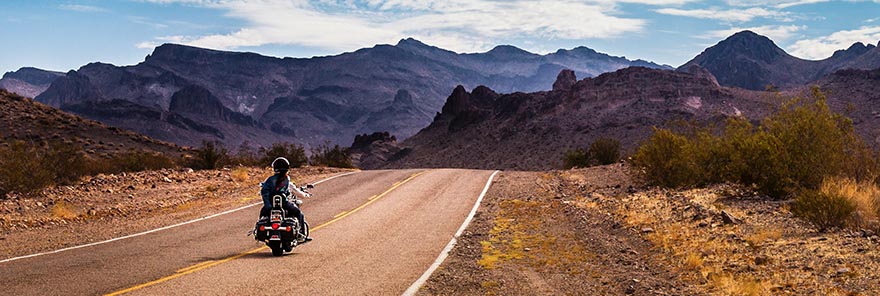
[2,0,879,74]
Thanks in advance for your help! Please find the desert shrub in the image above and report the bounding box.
[819,176,880,228]
[106,151,176,172]
[231,141,260,166]
[588,137,621,165]
[633,87,876,198]
[259,142,308,168]
[0,141,56,195]
[562,148,589,169]
[310,143,354,168]
[189,140,228,170]
[631,128,700,188]
[791,189,857,231]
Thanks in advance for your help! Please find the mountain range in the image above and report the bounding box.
[680,30,880,90]
[1,39,668,148]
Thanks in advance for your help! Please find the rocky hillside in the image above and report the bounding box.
[0,67,64,98]
[680,30,880,90]
[801,67,880,146]
[33,40,669,148]
[375,67,773,170]
[0,89,182,157]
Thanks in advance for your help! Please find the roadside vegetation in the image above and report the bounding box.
[562,137,621,169]
[1,139,356,198]
[632,87,880,231]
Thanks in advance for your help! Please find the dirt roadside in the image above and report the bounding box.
[0,166,352,259]
[420,164,880,295]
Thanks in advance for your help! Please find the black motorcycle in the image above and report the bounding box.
[253,184,313,256]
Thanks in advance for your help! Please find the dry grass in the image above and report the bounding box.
[820,176,880,228]
[51,201,79,219]
[745,228,782,249]
[477,199,594,273]
[684,252,703,271]
[231,167,249,183]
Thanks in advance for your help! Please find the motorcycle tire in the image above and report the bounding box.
[269,241,283,256]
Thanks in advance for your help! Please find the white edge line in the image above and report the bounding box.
[0,171,358,264]
[402,170,500,296]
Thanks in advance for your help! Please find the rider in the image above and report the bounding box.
[260,157,312,243]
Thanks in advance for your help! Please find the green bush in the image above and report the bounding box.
[189,141,228,170]
[588,137,621,165]
[562,148,589,169]
[0,141,56,195]
[791,189,856,231]
[259,142,308,168]
[632,87,876,198]
[631,128,699,188]
[310,144,354,168]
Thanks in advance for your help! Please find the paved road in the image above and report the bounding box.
[0,169,496,295]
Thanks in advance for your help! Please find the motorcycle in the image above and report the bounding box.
[252,184,313,256]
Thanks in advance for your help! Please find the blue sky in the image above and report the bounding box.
[2,0,879,74]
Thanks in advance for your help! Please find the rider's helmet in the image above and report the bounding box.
[272,157,290,173]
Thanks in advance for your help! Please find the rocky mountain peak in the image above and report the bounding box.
[441,85,472,115]
[832,42,874,58]
[486,45,535,58]
[553,69,577,91]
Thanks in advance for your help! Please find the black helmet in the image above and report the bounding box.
[272,157,290,173]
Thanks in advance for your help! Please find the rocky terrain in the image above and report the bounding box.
[31,39,668,148]
[0,89,183,157]
[0,67,63,98]
[374,66,773,170]
[680,31,880,90]
[0,166,350,259]
[806,67,880,146]
[421,165,880,295]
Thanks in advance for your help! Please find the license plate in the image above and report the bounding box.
[270,212,282,222]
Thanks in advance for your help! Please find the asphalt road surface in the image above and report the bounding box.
[0,169,497,295]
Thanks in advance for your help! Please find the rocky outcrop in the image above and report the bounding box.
[0,67,64,98]
[552,69,577,91]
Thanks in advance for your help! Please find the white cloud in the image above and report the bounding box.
[656,7,789,22]
[58,4,109,13]
[136,0,650,53]
[775,0,830,8]
[788,26,880,59]
[703,25,806,41]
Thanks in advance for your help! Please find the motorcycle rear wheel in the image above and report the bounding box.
[268,241,283,256]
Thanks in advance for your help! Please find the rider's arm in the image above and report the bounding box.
[288,179,310,199]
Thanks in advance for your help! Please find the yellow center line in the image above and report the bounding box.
[105,170,427,296]
[175,260,216,273]
[367,194,379,200]
[332,211,348,218]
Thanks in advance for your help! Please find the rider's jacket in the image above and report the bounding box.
[260,174,308,206]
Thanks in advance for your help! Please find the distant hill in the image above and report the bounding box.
[373,67,773,170]
[33,39,670,148]
[680,30,880,90]
[0,89,183,158]
[0,67,64,98]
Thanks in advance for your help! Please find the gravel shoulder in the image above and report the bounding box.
[420,167,696,295]
[0,166,352,259]
[420,164,880,295]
